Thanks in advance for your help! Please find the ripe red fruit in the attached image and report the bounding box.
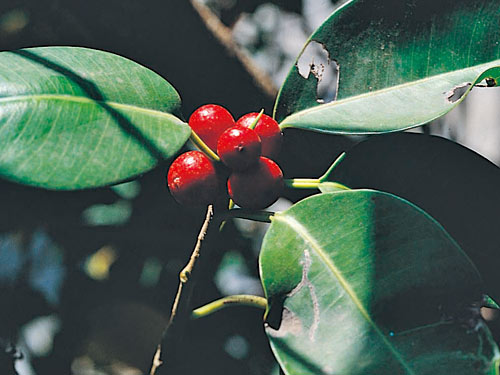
[228,157,284,209]
[217,126,261,171]
[189,104,235,151]
[236,113,282,159]
[167,151,222,206]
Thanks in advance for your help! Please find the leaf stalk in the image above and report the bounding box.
[192,295,268,319]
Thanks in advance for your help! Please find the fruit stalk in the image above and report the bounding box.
[190,131,220,162]
[247,108,264,130]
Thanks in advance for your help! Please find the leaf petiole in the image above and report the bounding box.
[284,178,350,191]
[220,208,274,223]
[284,178,321,189]
[192,295,267,319]
[284,152,349,191]
[319,152,346,182]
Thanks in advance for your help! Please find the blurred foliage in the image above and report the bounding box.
[202,0,302,25]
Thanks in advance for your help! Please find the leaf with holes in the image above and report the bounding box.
[0,47,190,190]
[274,0,500,134]
[260,191,500,374]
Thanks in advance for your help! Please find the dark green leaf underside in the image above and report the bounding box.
[274,0,500,134]
[0,47,190,189]
[260,191,499,374]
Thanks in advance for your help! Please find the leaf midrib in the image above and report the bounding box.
[0,94,184,122]
[273,213,416,375]
[279,60,500,127]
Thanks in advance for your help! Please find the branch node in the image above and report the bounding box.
[149,204,215,375]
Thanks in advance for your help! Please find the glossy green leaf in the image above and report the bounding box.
[0,47,190,189]
[332,133,500,303]
[260,191,499,374]
[274,0,500,133]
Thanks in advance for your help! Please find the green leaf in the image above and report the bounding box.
[332,132,500,304]
[0,47,190,189]
[483,295,500,310]
[317,181,348,193]
[260,191,499,374]
[274,0,500,133]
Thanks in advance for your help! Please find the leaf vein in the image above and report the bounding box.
[274,213,416,375]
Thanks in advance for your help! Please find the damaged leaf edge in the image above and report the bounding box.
[272,0,356,121]
[277,63,500,135]
[295,39,340,105]
[259,190,498,375]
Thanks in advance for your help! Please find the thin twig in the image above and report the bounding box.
[150,205,214,375]
[173,205,213,317]
[150,348,162,375]
[189,0,277,98]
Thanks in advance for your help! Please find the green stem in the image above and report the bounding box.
[284,178,321,189]
[190,131,220,162]
[192,295,268,319]
[284,178,350,191]
[284,152,349,191]
[319,152,346,182]
[248,109,265,130]
[218,199,236,232]
[221,208,274,223]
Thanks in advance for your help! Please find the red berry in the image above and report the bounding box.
[167,151,222,206]
[189,104,235,151]
[217,126,261,171]
[228,157,284,209]
[236,113,282,159]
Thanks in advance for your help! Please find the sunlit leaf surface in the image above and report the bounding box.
[0,47,190,189]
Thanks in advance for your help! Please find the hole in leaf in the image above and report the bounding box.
[481,307,499,322]
[296,40,339,104]
[264,296,286,330]
[486,77,497,87]
[475,77,497,87]
[265,307,303,338]
[445,82,471,103]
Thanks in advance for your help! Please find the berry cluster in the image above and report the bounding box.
[167,104,284,209]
